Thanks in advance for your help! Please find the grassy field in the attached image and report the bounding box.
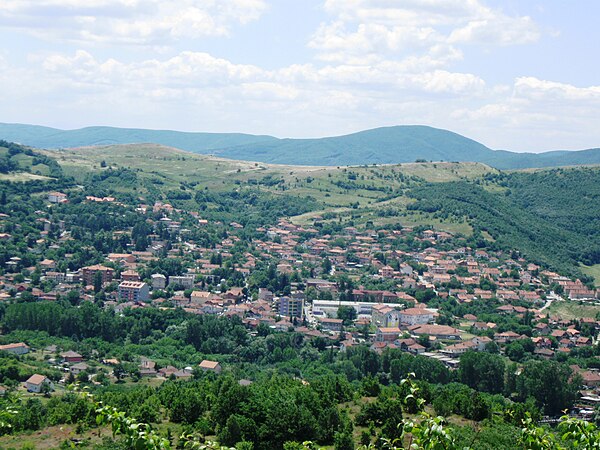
[0,172,54,182]
[37,144,496,235]
[545,300,600,320]
[581,264,600,283]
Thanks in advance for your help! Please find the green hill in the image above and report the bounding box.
[214,125,494,165]
[0,123,277,152]
[1,122,599,170]
[0,140,63,179]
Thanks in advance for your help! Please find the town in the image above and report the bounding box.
[2,187,599,419]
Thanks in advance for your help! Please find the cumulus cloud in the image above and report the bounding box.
[311,0,540,63]
[0,0,267,44]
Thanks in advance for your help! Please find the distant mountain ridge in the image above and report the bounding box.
[1,122,598,170]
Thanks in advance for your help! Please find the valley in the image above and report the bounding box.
[0,140,599,449]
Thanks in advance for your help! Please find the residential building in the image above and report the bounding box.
[82,264,114,286]
[121,269,141,281]
[61,350,84,363]
[151,273,167,290]
[0,342,30,355]
[399,308,436,326]
[25,374,53,393]
[48,192,68,203]
[371,304,401,328]
[276,294,304,318]
[319,318,343,332]
[168,275,195,290]
[199,360,222,374]
[376,327,401,342]
[409,324,462,340]
[118,281,150,302]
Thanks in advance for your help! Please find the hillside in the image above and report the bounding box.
[35,143,600,275]
[2,122,600,170]
[0,122,277,153]
[0,140,63,180]
[213,126,494,165]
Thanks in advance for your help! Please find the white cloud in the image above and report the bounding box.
[311,0,540,63]
[515,77,600,101]
[0,0,267,44]
[0,1,597,152]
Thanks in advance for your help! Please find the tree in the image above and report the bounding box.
[459,351,505,394]
[113,363,125,381]
[417,334,430,349]
[93,271,103,293]
[322,258,332,275]
[333,431,354,450]
[66,290,80,306]
[516,360,581,415]
[337,306,357,325]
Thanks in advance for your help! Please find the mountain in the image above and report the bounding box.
[213,126,494,166]
[0,123,277,153]
[1,122,599,170]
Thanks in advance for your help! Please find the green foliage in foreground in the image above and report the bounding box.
[5,376,594,450]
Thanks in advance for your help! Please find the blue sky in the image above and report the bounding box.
[0,0,598,152]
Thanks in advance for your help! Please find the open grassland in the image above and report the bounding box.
[545,300,600,320]
[40,144,495,235]
[581,264,600,283]
[0,172,54,182]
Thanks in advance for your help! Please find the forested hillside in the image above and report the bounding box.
[3,122,600,169]
[407,168,600,274]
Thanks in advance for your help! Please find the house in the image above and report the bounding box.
[371,304,400,328]
[70,362,89,375]
[471,336,493,351]
[319,318,343,332]
[48,192,68,203]
[173,368,194,380]
[533,348,555,359]
[376,327,401,342]
[199,360,222,374]
[408,324,462,340]
[534,323,551,335]
[159,366,179,378]
[61,350,83,363]
[0,342,30,355]
[441,341,476,357]
[121,269,141,281]
[406,343,426,355]
[139,357,157,377]
[25,374,53,393]
[581,371,600,388]
[494,331,521,344]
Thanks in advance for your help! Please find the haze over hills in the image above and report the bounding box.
[1,122,599,170]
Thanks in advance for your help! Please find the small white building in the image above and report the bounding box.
[151,273,167,290]
[0,342,30,355]
[168,275,195,290]
[399,308,436,326]
[25,374,53,393]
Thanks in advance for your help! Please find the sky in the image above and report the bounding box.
[0,0,599,152]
